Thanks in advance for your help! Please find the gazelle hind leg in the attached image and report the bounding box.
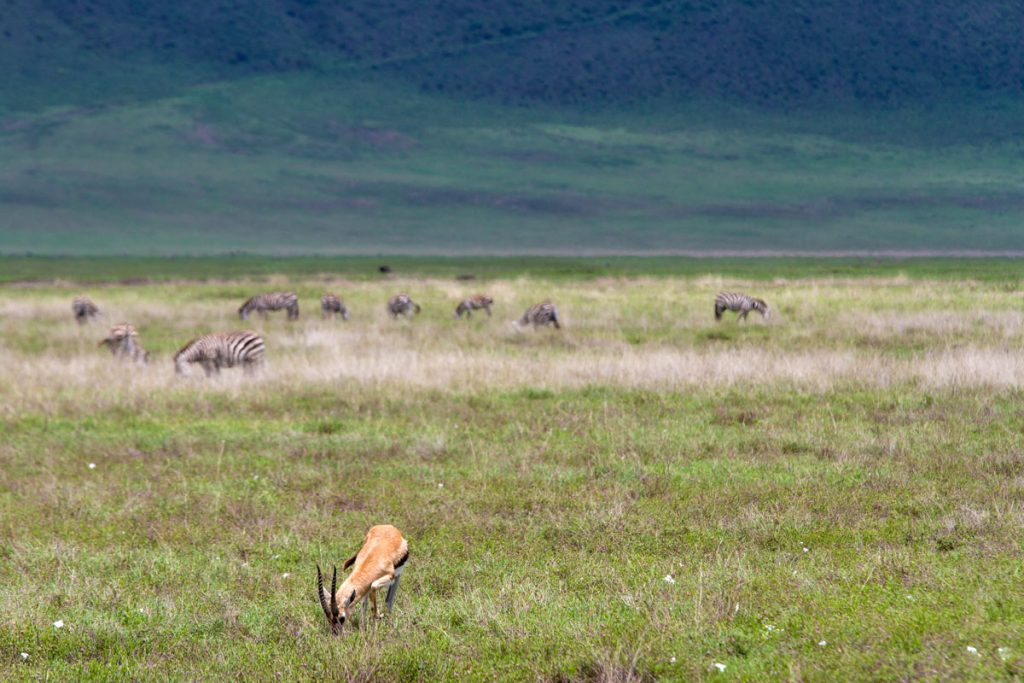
[385,574,401,613]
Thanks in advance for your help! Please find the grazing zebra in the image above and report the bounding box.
[387,294,421,319]
[98,323,149,364]
[72,296,100,324]
[518,302,561,329]
[239,292,299,321]
[454,294,493,319]
[714,292,771,321]
[321,294,350,320]
[174,331,265,377]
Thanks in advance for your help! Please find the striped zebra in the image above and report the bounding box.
[714,292,771,321]
[320,294,350,320]
[173,331,265,377]
[72,296,100,324]
[387,294,421,319]
[454,294,493,319]
[98,323,149,364]
[518,302,561,329]
[239,292,299,321]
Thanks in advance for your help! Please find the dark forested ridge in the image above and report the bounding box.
[4,0,1023,109]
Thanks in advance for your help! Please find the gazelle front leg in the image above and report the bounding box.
[369,574,395,618]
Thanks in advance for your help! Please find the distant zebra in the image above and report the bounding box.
[455,294,493,319]
[387,294,421,319]
[518,302,561,329]
[174,331,265,377]
[239,292,299,320]
[320,294,350,320]
[98,323,149,364]
[72,296,100,324]
[714,292,771,321]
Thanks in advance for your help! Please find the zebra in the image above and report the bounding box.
[98,323,149,364]
[517,302,561,329]
[72,296,100,324]
[239,292,299,321]
[173,331,265,377]
[387,294,421,319]
[321,294,350,320]
[454,294,493,319]
[714,292,771,321]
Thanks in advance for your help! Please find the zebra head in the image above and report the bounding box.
[755,299,771,320]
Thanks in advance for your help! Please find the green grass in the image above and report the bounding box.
[1,264,1023,680]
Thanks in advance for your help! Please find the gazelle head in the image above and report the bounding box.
[316,564,356,635]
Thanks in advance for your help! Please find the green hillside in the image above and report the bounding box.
[2,2,1024,254]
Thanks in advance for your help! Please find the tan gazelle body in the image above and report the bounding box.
[316,525,409,634]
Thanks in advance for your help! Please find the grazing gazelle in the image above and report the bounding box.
[316,525,409,635]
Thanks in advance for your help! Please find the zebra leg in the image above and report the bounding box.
[739,309,750,321]
[715,304,724,321]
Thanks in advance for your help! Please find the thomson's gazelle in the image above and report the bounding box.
[316,525,409,634]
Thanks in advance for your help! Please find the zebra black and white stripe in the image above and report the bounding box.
[714,292,771,321]
[518,302,561,329]
[174,331,265,376]
[387,294,421,319]
[99,323,149,364]
[321,294,350,320]
[455,294,493,319]
[239,292,299,320]
[72,296,100,324]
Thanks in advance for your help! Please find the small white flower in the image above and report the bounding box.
[713,662,726,672]
[669,656,676,664]
[53,620,64,629]
[998,647,1010,661]
[802,546,809,553]
[818,640,827,647]
[20,652,28,660]
[281,573,290,579]
[966,646,979,656]
[438,483,444,488]
[663,574,676,584]
[906,594,914,601]
[765,624,775,632]
[138,608,145,614]
[88,463,96,470]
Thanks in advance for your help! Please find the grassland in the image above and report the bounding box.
[1,260,1023,681]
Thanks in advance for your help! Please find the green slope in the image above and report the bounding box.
[3,73,1024,254]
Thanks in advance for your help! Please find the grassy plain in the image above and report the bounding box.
[1,259,1023,681]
